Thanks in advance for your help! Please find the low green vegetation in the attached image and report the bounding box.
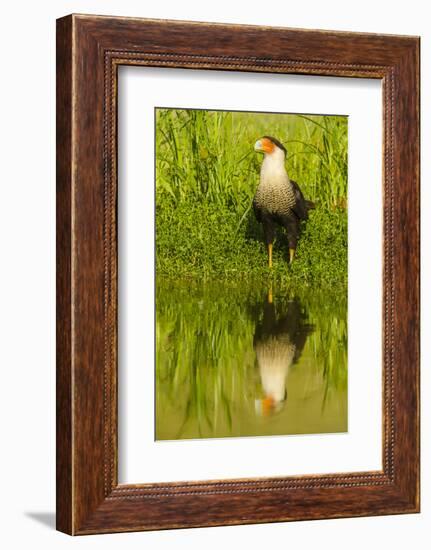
[156,108,348,288]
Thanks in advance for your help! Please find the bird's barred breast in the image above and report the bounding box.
[254,184,296,217]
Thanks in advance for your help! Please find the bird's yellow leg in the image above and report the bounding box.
[289,248,295,264]
[268,243,273,268]
[268,284,273,304]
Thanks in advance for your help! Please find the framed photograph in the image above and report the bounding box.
[56,14,420,534]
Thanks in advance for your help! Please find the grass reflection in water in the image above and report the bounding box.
[155,281,347,440]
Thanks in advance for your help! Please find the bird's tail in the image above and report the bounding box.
[305,200,316,211]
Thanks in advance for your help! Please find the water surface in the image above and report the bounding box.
[156,281,347,440]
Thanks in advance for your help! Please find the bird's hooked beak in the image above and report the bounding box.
[254,139,264,153]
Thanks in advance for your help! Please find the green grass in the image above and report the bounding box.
[155,108,348,287]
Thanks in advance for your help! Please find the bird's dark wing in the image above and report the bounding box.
[253,196,262,222]
[290,180,308,220]
[292,323,315,364]
[277,300,314,364]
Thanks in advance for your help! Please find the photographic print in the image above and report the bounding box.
[155,108,348,441]
[56,16,420,532]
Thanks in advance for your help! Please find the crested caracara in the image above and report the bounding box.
[254,292,314,416]
[253,136,314,266]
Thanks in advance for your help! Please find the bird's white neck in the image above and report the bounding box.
[260,149,289,187]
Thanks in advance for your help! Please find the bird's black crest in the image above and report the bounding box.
[263,135,287,154]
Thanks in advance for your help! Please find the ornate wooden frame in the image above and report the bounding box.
[56,14,420,535]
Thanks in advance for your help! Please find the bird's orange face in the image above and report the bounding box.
[261,396,275,416]
[254,137,275,154]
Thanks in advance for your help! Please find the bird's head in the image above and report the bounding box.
[254,391,287,417]
[254,136,287,158]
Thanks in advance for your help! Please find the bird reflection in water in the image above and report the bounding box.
[254,288,314,416]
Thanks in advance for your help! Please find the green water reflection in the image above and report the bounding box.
[155,282,347,440]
